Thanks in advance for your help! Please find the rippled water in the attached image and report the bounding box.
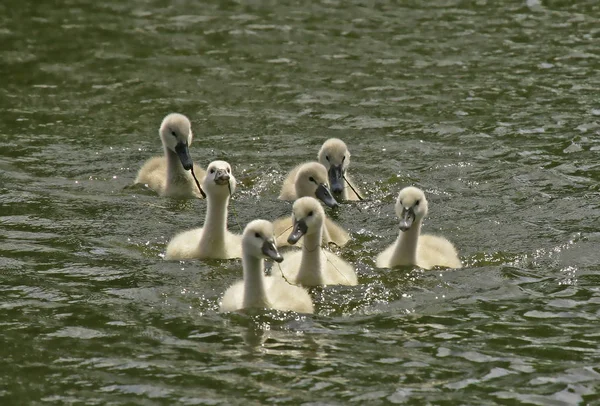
[2,0,600,404]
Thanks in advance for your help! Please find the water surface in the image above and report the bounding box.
[1,0,600,404]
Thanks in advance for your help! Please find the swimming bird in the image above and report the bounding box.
[274,162,349,247]
[280,139,362,201]
[376,187,462,270]
[135,113,205,198]
[165,160,241,260]
[277,197,358,286]
[219,220,314,313]
[278,162,339,206]
[318,138,362,201]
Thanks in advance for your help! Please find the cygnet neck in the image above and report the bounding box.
[165,145,189,183]
[242,251,269,309]
[335,174,349,200]
[390,218,422,266]
[198,187,230,250]
[298,222,325,285]
[339,187,348,200]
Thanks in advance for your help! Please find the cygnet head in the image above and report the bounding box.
[294,162,338,208]
[159,113,195,171]
[287,197,325,245]
[202,160,236,198]
[318,138,351,195]
[243,220,283,263]
[395,187,429,232]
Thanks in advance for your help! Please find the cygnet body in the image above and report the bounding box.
[220,220,314,313]
[165,160,241,260]
[135,113,206,198]
[277,197,357,286]
[376,187,462,270]
[274,162,349,248]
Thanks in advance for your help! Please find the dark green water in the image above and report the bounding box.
[2,0,600,404]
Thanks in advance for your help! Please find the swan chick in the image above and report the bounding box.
[275,162,349,247]
[376,187,462,270]
[278,162,338,208]
[318,138,363,201]
[220,220,314,313]
[135,113,206,198]
[165,160,241,260]
[277,197,357,286]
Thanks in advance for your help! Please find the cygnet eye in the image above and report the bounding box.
[210,168,215,174]
[171,130,177,137]
[308,211,314,217]
[309,176,315,182]
[325,156,329,161]
[342,156,346,162]
[226,168,230,173]
[255,232,261,238]
[415,200,420,206]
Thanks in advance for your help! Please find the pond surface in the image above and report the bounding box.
[1,0,599,404]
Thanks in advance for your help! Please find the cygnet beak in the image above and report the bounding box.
[214,169,230,185]
[315,183,339,208]
[174,142,193,171]
[262,240,283,263]
[287,218,308,245]
[328,165,344,194]
[399,207,416,232]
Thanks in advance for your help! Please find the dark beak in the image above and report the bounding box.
[262,240,283,263]
[315,183,339,208]
[399,207,415,232]
[287,219,308,245]
[174,142,193,171]
[214,169,230,185]
[328,165,344,194]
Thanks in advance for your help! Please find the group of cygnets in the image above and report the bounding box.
[134,113,462,314]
